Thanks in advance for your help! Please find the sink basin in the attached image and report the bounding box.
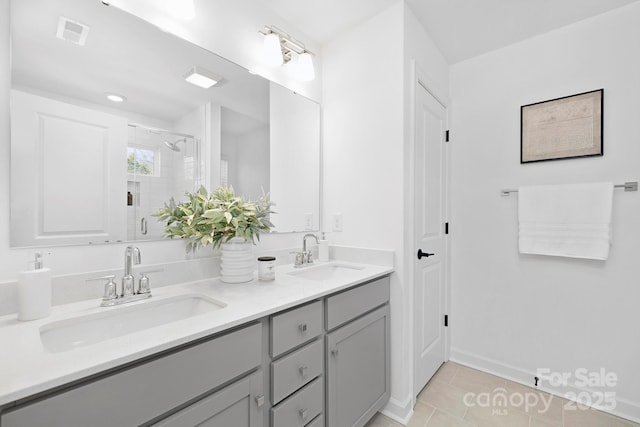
[287,263,364,281]
[40,294,226,353]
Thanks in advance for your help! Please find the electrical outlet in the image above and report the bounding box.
[304,213,313,230]
[332,213,343,231]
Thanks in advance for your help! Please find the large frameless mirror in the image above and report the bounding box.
[9,0,320,247]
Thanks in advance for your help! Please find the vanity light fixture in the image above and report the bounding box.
[183,66,223,89]
[263,33,284,67]
[165,0,195,20]
[105,93,126,103]
[297,52,315,82]
[259,25,316,82]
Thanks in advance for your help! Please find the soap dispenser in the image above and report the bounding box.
[17,252,52,321]
[318,232,329,262]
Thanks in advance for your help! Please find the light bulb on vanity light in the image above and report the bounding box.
[263,33,284,66]
[297,51,315,81]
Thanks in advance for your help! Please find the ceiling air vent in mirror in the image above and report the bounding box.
[56,16,90,46]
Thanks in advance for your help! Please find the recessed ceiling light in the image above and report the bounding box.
[105,93,126,103]
[183,66,223,89]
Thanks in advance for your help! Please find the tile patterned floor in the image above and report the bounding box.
[365,362,640,427]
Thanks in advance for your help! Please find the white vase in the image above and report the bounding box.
[220,237,255,283]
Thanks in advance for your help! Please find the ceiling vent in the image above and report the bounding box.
[56,16,90,46]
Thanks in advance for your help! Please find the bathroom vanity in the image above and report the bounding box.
[0,262,391,427]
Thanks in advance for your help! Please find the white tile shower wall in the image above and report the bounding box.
[449,2,640,421]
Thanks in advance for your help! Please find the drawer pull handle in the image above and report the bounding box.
[299,323,308,333]
[299,409,308,420]
[255,395,265,408]
[299,365,308,376]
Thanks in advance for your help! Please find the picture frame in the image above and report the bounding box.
[521,89,603,163]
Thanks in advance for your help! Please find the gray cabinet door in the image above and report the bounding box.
[154,370,264,427]
[1,323,262,427]
[326,305,390,427]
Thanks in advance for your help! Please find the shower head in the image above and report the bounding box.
[164,138,186,152]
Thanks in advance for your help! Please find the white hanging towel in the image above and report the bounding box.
[518,182,613,260]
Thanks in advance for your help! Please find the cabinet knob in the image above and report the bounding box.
[299,365,308,376]
[299,409,308,420]
[331,349,339,357]
[298,323,308,333]
[255,395,265,408]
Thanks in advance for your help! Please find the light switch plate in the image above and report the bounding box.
[304,213,313,230]
[332,213,343,232]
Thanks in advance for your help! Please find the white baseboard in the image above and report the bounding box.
[450,347,640,424]
[381,393,414,425]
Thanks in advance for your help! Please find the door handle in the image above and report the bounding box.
[140,217,148,235]
[417,249,435,259]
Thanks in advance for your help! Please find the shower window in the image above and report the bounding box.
[127,146,159,176]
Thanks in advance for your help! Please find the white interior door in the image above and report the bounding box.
[413,81,447,397]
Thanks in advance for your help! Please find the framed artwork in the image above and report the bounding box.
[521,89,603,163]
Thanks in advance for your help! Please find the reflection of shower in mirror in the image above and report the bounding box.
[127,125,201,241]
[164,138,187,152]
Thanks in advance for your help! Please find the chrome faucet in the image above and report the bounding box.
[86,247,158,307]
[295,234,319,267]
[122,246,141,297]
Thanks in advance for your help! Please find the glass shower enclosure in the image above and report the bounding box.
[126,125,200,241]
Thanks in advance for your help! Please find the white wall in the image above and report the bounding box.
[0,0,10,271]
[323,2,450,422]
[322,2,405,419]
[449,3,640,421]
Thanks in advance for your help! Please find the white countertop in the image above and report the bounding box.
[0,261,392,406]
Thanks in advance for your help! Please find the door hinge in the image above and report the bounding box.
[445,222,449,235]
[444,314,449,327]
[445,130,450,142]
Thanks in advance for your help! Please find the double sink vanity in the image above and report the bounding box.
[0,260,393,427]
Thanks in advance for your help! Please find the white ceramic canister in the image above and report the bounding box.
[257,256,276,281]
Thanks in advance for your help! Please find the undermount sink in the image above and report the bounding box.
[40,294,226,353]
[287,263,364,281]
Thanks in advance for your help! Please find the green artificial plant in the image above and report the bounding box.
[154,186,274,253]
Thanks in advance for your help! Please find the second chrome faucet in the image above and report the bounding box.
[295,234,319,267]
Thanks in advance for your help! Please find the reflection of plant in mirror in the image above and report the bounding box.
[154,186,274,253]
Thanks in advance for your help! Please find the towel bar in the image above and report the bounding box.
[500,181,638,196]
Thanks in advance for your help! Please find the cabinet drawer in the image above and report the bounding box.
[306,414,324,427]
[271,377,323,427]
[1,323,262,427]
[326,275,390,330]
[271,300,322,357]
[271,339,323,404]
